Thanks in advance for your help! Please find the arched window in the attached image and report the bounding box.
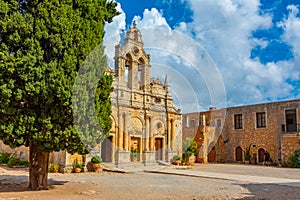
[216,119,221,128]
[138,58,145,84]
[125,54,132,83]
[190,119,196,128]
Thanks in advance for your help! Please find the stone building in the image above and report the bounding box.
[0,22,182,167]
[101,22,182,165]
[182,99,300,165]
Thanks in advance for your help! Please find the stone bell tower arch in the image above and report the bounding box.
[114,21,151,90]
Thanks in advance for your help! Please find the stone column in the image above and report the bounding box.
[167,118,177,163]
[167,119,171,150]
[143,116,156,165]
[145,116,149,151]
[116,113,130,165]
[118,114,123,150]
[203,127,208,164]
[123,114,128,151]
[120,58,125,85]
[114,129,118,148]
[163,136,166,161]
[111,135,115,163]
[170,119,174,150]
[128,136,131,150]
[149,117,154,150]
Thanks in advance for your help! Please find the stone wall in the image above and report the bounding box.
[183,99,300,165]
[182,112,200,140]
[0,141,29,160]
[281,134,300,162]
[221,103,280,163]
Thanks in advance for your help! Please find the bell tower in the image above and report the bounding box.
[115,21,151,90]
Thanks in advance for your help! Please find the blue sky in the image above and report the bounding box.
[104,0,300,113]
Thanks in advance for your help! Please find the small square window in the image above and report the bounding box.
[256,112,266,128]
[234,114,243,129]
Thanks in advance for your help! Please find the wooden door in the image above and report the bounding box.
[208,146,217,162]
[258,148,265,163]
[235,146,243,161]
[101,136,112,162]
[155,138,163,160]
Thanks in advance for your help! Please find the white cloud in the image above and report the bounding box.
[174,0,299,106]
[279,5,300,63]
[105,1,300,112]
[104,3,126,66]
[251,38,269,49]
[130,8,226,112]
[276,5,300,100]
[244,60,294,99]
[133,8,171,30]
[184,0,272,60]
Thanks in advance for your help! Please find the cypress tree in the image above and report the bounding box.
[0,0,118,190]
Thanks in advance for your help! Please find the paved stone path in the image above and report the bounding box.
[148,168,300,187]
[104,162,300,187]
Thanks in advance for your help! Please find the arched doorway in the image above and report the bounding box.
[235,146,243,161]
[258,148,265,163]
[101,136,113,162]
[208,146,217,162]
[155,138,163,160]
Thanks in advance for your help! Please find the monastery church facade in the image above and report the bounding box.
[105,23,182,164]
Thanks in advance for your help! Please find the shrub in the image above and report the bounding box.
[75,163,83,169]
[172,155,181,161]
[182,139,198,163]
[91,155,102,163]
[7,157,20,167]
[73,158,83,169]
[244,145,251,161]
[290,149,300,168]
[182,137,193,152]
[19,160,29,167]
[183,150,193,163]
[49,163,60,172]
[0,152,11,164]
[188,141,198,153]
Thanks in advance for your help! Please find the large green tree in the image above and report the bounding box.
[0,0,118,190]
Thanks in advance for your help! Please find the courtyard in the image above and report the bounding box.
[0,163,299,200]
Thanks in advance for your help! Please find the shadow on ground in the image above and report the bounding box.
[237,182,300,200]
[0,175,68,193]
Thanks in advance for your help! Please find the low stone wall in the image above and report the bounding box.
[0,141,29,160]
[281,133,300,162]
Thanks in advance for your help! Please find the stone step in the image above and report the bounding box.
[101,161,169,173]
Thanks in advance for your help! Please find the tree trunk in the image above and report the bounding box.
[28,141,50,190]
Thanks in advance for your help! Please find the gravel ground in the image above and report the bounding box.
[190,163,300,180]
[0,164,299,200]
